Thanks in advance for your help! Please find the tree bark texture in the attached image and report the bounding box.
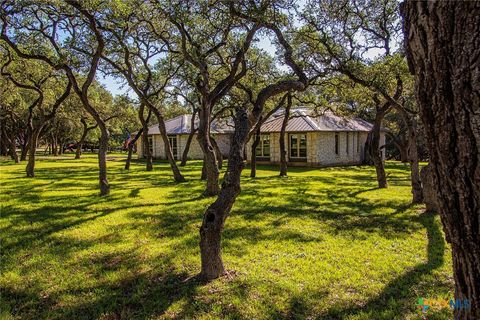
[402,2,480,318]
[26,127,42,178]
[200,108,248,280]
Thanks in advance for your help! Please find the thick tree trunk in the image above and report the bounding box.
[197,106,219,196]
[26,127,41,178]
[200,108,248,280]
[402,2,480,318]
[279,94,292,177]
[370,109,388,188]
[250,128,260,178]
[150,107,185,182]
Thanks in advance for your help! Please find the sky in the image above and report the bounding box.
[98,36,277,97]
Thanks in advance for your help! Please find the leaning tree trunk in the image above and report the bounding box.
[200,108,249,280]
[402,2,480,318]
[370,108,388,188]
[250,127,261,178]
[197,106,219,196]
[210,135,223,169]
[149,107,185,182]
[279,94,292,177]
[181,130,195,167]
[181,111,197,167]
[125,128,143,170]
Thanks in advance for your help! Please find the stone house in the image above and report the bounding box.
[137,114,233,160]
[137,110,385,166]
[246,109,385,166]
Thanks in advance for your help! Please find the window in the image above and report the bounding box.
[168,135,178,159]
[357,132,360,153]
[346,132,350,154]
[147,136,153,154]
[290,134,307,159]
[255,134,270,158]
[335,133,339,155]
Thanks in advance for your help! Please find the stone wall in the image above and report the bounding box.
[246,131,385,166]
[137,133,231,160]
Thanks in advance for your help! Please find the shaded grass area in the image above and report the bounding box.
[0,154,453,319]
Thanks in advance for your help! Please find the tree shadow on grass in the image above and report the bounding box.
[1,267,206,320]
[316,211,450,319]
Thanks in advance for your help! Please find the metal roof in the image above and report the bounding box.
[148,109,374,135]
[147,114,234,135]
[260,109,374,132]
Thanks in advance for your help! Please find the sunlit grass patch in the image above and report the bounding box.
[0,155,453,319]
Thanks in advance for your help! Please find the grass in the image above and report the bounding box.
[0,153,454,320]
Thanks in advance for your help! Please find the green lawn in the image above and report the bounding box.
[0,154,454,320]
